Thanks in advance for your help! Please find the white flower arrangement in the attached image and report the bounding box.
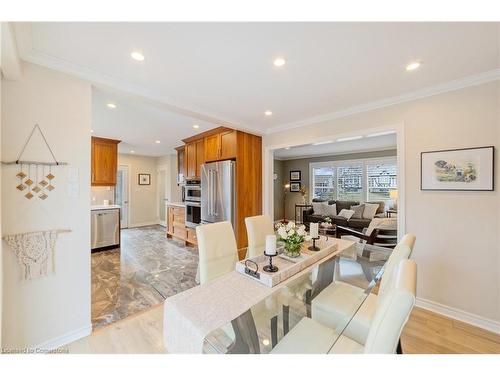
[275,221,311,248]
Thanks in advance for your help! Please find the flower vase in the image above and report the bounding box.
[284,242,302,258]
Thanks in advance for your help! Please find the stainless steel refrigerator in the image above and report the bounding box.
[201,160,236,228]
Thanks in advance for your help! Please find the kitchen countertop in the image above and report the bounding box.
[168,202,186,208]
[91,204,121,211]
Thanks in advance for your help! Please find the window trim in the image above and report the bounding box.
[309,156,397,203]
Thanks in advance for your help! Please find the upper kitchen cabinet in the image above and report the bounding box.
[91,136,121,186]
[185,139,204,179]
[203,128,237,162]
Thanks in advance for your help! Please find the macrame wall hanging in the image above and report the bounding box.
[1,124,71,280]
[1,124,68,200]
[2,229,71,280]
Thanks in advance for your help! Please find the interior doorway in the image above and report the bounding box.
[116,164,130,228]
[157,164,170,227]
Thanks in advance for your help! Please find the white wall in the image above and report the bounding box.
[264,82,500,327]
[118,153,158,227]
[1,63,91,348]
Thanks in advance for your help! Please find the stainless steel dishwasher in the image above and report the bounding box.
[91,208,120,251]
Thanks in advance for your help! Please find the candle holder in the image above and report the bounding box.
[308,236,321,251]
[263,252,279,273]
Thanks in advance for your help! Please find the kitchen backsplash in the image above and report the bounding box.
[91,186,115,205]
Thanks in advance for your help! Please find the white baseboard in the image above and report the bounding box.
[128,220,160,228]
[34,324,92,351]
[416,297,500,334]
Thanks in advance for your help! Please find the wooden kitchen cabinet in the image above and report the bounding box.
[166,204,197,246]
[219,130,237,160]
[91,136,121,186]
[204,133,220,162]
[203,129,237,162]
[185,139,205,179]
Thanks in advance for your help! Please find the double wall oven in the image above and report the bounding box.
[184,179,201,228]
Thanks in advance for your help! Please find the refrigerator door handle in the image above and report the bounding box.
[212,169,218,216]
[207,169,212,216]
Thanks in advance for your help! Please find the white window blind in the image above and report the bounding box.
[367,161,397,201]
[311,167,335,200]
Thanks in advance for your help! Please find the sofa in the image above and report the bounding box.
[303,199,386,230]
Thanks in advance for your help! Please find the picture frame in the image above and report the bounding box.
[290,170,301,181]
[138,173,151,185]
[421,146,494,191]
[289,182,301,192]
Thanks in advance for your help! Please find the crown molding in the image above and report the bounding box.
[266,68,500,134]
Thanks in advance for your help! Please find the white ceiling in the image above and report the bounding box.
[92,87,216,156]
[13,22,500,140]
[274,133,397,159]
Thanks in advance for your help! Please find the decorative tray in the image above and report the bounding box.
[235,239,337,287]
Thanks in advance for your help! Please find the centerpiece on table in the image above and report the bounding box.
[275,222,310,258]
[320,217,333,228]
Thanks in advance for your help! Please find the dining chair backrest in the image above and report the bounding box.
[196,221,239,285]
[399,233,416,254]
[364,259,417,353]
[377,243,411,303]
[245,215,275,259]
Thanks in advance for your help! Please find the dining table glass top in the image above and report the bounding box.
[203,241,393,354]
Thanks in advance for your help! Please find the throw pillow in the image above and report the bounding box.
[350,204,365,219]
[322,203,337,217]
[312,202,325,215]
[362,203,379,219]
[338,209,355,220]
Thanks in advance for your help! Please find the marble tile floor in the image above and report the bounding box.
[91,225,198,328]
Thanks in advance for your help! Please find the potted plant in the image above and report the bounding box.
[275,222,310,258]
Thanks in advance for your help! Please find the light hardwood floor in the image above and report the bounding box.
[65,304,500,354]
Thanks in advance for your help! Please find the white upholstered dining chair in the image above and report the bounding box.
[311,233,416,346]
[196,221,239,285]
[244,215,275,259]
[271,259,417,354]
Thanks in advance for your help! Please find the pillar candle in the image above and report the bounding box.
[310,223,319,239]
[265,234,277,255]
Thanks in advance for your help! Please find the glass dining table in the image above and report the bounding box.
[202,242,393,354]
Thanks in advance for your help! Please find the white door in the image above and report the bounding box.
[116,165,130,228]
[157,166,169,227]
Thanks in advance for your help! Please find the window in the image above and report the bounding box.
[337,164,363,202]
[311,167,335,200]
[367,161,397,201]
[310,157,397,203]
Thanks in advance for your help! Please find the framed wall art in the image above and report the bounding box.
[290,170,301,181]
[138,173,151,185]
[289,181,301,192]
[421,146,494,191]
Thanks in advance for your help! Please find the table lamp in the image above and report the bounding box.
[389,189,398,210]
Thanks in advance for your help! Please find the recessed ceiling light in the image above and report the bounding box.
[264,110,273,116]
[273,58,286,67]
[262,339,270,346]
[336,135,363,142]
[155,140,161,144]
[312,140,334,146]
[406,61,421,71]
[366,130,397,138]
[131,51,145,61]
[130,150,135,154]
[193,124,200,129]
[90,129,94,133]
[285,147,291,150]
[107,103,116,109]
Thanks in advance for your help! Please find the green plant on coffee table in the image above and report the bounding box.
[275,222,311,258]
